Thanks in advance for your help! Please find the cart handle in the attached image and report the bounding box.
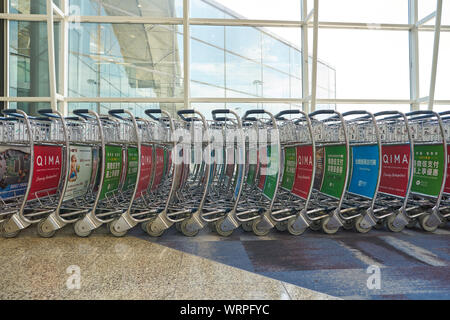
[2,109,25,118]
[73,109,95,119]
[37,109,63,119]
[342,110,372,117]
[108,109,129,120]
[177,109,200,122]
[211,109,231,121]
[242,109,267,120]
[145,109,163,121]
[309,109,337,117]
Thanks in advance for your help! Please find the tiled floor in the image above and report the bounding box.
[136,223,450,300]
[0,226,336,300]
[1,222,449,300]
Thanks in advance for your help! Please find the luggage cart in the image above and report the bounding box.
[301,110,351,234]
[0,109,67,238]
[265,109,317,235]
[171,109,232,237]
[107,109,176,237]
[229,109,283,236]
[34,109,99,237]
[336,111,383,233]
[401,111,447,232]
[71,109,129,237]
[438,110,450,227]
[204,109,246,237]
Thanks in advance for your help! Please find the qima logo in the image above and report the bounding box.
[36,155,60,167]
[298,155,313,166]
[383,153,408,164]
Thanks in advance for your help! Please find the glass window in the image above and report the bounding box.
[225,53,262,97]
[333,104,410,114]
[319,0,408,24]
[191,0,301,21]
[262,67,290,98]
[435,32,450,99]
[68,23,183,99]
[9,21,50,100]
[69,0,182,17]
[262,33,290,74]
[10,0,46,14]
[318,29,410,100]
[191,25,224,48]
[225,26,261,62]
[191,39,225,93]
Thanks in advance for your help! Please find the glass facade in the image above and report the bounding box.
[1,0,448,116]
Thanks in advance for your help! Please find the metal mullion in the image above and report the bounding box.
[301,0,309,113]
[74,15,183,24]
[190,18,303,27]
[409,0,420,111]
[59,0,69,115]
[183,0,190,111]
[428,0,443,111]
[3,0,9,110]
[46,0,57,110]
[310,0,319,112]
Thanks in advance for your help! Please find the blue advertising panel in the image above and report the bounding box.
[348,145,380,199]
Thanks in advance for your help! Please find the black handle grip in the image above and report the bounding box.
[275,110,301,118]
[406,110,436,117]
[177,109,197,122]
[145,109,163,121]
[38,109,56,115]
[108,109,125,115]
[2,109,19,115]
[439,111,450,116]
[73,109,91,116]
[342,110,372,117]
[309,109,336,117]
[243,109,266,120]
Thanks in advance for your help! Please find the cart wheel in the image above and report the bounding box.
[252,218,270,236]
[145,220,165,237]
[108,221,127,237]
[37,220,56,238]
[175,221,182,232]
[419,214,439,233]
[275,221,288,232]
[386,214,405,233]
[215,219,234,237]
[355,216,372,234]
[0,222,20,238]
[74,220,92,237]
[287,217,306,236]
[241,221,253,232]
[309,220,322,231]
[180,219,199,237]
[373,220,385,230]
[321,217,340,235]
[342,219,355,230]
[141,221,149,233]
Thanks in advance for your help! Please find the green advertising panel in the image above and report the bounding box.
[246,147,258,186]
[281,147,296,191]
[320,145,347,199]
[411,144,445,197]
[263,145,280,200]
[99,145,123,200]
[124,147,138,190]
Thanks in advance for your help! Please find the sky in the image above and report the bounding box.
[214,0,450,112]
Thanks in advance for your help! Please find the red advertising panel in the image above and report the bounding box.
[444,145,450,194]
[257,147,267,191]
[292,145,314,200]
[27,145,63,200]
[379,144,410,197]
[152,148,165,190]
[135,145,153,198]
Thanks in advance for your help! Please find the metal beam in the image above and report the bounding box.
[428,0,443,110]
[310,0,319,112]
[183,0,190,113]
[409,0,420,111]
[301,0,310,113]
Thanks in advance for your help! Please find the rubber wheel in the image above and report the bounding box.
[141,221,149,233]
[180,219,199,237]
[355,216,372,234]
[74,220,92,238]
[419,214,439,232]
[287,217,306,236]
[342,219,355,230]
[321,217,340,235]
[215,218,234,237]
[0,222,20,238]
[241,221,253,232]
[309,220,322,231]
[37,220,56,238]
[252,218,270,236]
[108,221,127,237]
[275,221,288,232]
[145,220,165,237]
[386,214,405,233]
